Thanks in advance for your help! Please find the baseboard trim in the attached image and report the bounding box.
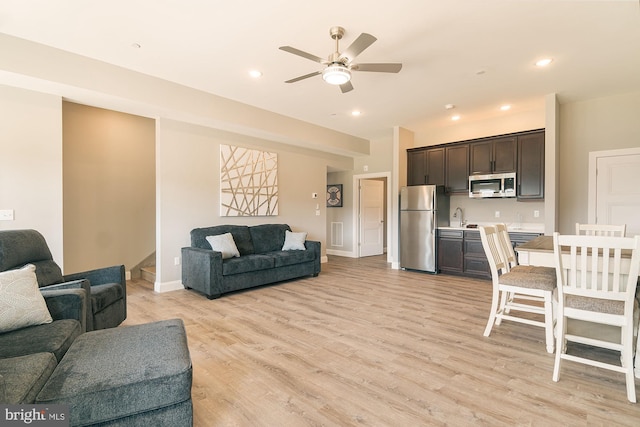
[154,280,184,293]
[326,249,357,258]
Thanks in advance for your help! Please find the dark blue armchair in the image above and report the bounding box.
[0,229,126,331]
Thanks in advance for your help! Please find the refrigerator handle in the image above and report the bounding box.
[430,212,435,234]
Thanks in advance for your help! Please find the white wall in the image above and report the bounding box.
[558,90,640,233]
[326,135,395,257]
[0,85,64,264]
[156,118,331,290]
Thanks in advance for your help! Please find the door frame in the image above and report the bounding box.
[353,172,392,261]
[588,147,640,223]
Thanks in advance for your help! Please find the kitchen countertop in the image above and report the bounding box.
[438,223,544,233]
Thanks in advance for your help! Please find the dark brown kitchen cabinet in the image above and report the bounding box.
[437,230,463,274]
[407,147,445,186]
[437,229,542,279]
[517,131,545,200]
[445,144,469,194]
[470,136,517,175]
[463,230,491,279]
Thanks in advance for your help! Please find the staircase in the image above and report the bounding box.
[131,252,156,284]
[140,266,156,284]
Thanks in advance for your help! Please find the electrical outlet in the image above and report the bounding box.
[533,210,540,218]
[495,211,500,218]
[174,257,180,266]
[315,210,320,216]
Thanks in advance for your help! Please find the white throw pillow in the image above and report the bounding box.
[282,230,307,251]
[0,264,53,333]
[206,233,241,259]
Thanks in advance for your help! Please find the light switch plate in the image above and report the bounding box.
[0,209,15,221]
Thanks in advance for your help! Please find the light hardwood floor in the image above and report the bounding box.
[122,255,640,426]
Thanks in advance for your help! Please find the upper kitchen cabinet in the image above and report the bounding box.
[445,144,469,194]
[469,136,517,175]
[407,147,445,186]
[517,130,545,200]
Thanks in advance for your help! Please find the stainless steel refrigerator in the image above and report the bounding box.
[400,185,450,272]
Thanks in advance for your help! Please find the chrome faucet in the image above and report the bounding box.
[454,207,463,228]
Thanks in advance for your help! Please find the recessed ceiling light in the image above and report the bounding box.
[451,115,461,121]
[351,110,362,117]
[500,105,511,111]
[445,104,455,110]
[131,43,141,49]
[248,70,263,78]
[535,58,553,67]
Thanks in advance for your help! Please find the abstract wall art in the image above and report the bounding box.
[220,144,278,216]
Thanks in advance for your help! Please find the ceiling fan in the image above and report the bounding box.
[279,26,402,93]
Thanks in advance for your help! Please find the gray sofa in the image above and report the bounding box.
[0,289,193,425]
[182,224,321,299]
[0,287,87,404]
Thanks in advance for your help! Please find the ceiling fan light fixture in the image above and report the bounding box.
[322,65,351,85]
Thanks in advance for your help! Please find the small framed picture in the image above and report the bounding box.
[326,184,343,207]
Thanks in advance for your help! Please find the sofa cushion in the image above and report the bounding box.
[36,319,192,427]
[269,250,316,268]
[90,283,125,313]
[206,233,240,259]
[0,264,53,333]
[222,254,274,275]
[249,224,291,254]
[0,352,57,404]
[282,230,308,251]
[0,319,82,362]
[191,225,254,255]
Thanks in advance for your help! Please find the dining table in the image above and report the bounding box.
[515,235,640,378]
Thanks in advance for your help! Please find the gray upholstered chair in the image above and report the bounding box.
[0,229,126,331]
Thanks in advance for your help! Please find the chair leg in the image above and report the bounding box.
[552,313,565,382]
[622,324,637,403]
[544,293,555,354]
[495,290,508,326]
[484,286,500,337]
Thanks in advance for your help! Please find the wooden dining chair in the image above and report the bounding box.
[495,223,556,275]
[479,225,557,353]
[552,232,640,402]
[575,222,626,237]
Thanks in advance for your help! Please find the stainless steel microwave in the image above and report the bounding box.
[469,172,516,198]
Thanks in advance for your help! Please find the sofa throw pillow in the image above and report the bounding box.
[0,264,53,333]
[282,230,307,251]
[206,233,241,259]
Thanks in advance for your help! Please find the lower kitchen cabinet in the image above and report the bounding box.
[462,230,491,279]
[437,229,464,275]
[437,229,542,279]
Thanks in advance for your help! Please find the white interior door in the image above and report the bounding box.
[590,149,640,236]
[359,179,384,257]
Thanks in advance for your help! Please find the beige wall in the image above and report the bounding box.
[62,102,155,273]
[0,85,64,264]
[558,90,640,234]
[156,118,334,288]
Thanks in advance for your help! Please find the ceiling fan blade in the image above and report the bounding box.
[284,71,322,84]
[340,33,377,62]
[351,63,403,73]
[279,46,327,64]
[340,81,354,93]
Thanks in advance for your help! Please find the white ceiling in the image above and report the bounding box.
[1,0,640,141]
